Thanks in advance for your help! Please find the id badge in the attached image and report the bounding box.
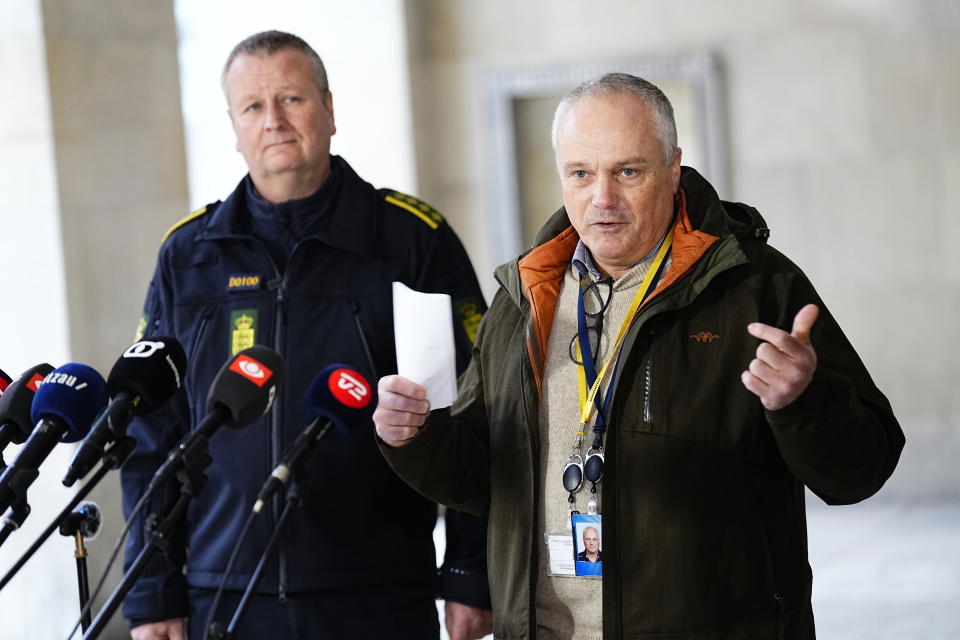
[545,533,576,577]
[571,513,602,578]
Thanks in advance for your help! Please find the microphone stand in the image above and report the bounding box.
[206,480,304,640]
[0,436,136,592]
[61,516,94,632]
[81,431,214,640]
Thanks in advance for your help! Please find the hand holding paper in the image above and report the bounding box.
[391,282,458,409]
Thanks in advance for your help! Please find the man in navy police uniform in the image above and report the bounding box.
[121,30,492,640]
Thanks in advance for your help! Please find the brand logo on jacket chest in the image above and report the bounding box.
[690,331,720,343]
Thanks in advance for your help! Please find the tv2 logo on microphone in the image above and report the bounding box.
[229,355,274,388]
[328,369,371,409]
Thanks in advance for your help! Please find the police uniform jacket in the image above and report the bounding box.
[121,156,489,626]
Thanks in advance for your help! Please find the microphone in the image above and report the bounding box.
[253,365,375,513]
[0,368,11,394]
[0,364,56,465]
[0,363,107,513]
[148,346,284,490]
[62,337,187,486]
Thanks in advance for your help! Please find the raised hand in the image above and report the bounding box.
[741,304,819,411]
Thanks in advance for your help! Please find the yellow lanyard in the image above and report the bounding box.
[575,227,674,428]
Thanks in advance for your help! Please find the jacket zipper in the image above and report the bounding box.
[253,237,289,605]
[271,240,311,603]
[773,592,786,640]
[642,358,654,423]
[524,324,542,395]
[273,277,288,603]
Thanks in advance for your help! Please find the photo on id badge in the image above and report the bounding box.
[572,513,602,577]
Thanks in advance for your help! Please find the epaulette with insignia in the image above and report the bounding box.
[383,191,444,230]
[160,203,216,244]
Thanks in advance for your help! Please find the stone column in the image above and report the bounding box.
[0,1,189,637]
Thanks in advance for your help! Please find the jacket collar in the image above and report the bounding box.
[496,166,745,388]
[496,165,767,299]
[194,155,379,256]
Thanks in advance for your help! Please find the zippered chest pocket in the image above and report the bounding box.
[614,322,764,453]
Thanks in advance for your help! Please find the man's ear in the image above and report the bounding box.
[324,91,336,136]
[226,107,241,152]
[671,147,682,192]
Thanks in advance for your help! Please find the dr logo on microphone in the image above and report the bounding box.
[229,355,274,387]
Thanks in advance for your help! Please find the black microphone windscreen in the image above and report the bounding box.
[0,367,11,395]
[304,365,376,436]
[30,363,108,442]
[106,336,187,413]
[0,364,55,443]
[206,346,284,429]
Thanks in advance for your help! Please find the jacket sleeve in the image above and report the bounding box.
[120,256,191,626]
[759,249,905,505]
[379,307,494,517]
[438,508,492,609]
[410,219,492,607]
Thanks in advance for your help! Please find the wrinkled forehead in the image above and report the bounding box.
[554,94,660,165]
[558,93,653,138]
[225,48,311,81]
[223,48,319,106]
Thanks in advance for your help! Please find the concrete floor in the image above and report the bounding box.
[436,499,960,639]
[807,499,960,639]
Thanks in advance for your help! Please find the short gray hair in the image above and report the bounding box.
[551,72,678,164]
[222,30,329,95]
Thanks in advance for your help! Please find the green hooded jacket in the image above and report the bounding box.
[382,167,904,639]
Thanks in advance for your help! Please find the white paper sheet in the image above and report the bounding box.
[392,282,457,409]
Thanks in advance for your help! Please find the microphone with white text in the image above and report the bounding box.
[147,346,284,491]
[0,364,55,468]
[0,363,107,513]
[62,337,187,487]
[252,365,375,514]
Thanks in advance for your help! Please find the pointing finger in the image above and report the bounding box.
[747,304,820,356]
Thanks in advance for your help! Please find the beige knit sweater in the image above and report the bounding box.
[535,251,664,639]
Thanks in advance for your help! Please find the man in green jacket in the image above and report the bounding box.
[374,73,903,639]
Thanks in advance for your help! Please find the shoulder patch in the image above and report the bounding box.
[384,191,444,230]
[133,313,148,342]
[455,297,485,344]
[161,204,212,244]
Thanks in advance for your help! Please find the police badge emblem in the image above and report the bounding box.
[230,309,258,356]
